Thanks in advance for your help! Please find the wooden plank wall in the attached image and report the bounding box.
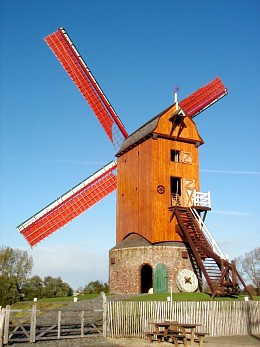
[106,300,260,338]
[116,106,204,244]
[116,141,153,243]
[151,137,199,243]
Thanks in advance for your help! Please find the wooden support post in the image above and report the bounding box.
[81,311,84,337]
[0,307,5,347]
[236,270,254,300]
[3,306,10,345]
[57,311,61,339]
[101,292,107,337]
[29,305,36,343]
[231,260,238,286]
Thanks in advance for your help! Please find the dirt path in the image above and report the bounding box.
[7,335,260,347]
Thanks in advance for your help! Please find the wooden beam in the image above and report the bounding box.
[154,132,204,145]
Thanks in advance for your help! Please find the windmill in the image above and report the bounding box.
[17,28,251,299]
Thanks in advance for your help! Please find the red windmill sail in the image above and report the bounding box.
[45,28,128,150]
[180,77,228,118]
[17,161,117,247]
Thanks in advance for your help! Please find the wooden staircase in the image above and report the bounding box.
[171,206,252,299]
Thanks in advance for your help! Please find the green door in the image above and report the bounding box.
[154,263,168,293]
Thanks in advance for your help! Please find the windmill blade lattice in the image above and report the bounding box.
[45,28,128,151]
[17,161,117,247]
[180,77,228,118]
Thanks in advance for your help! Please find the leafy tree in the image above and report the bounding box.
[84,280,108,294]
[0,246,75,303]
[235,247,260,295]
[23,275,44,300]
[0,274,20,306]
[0,246,33,305]
[42,276,73,298]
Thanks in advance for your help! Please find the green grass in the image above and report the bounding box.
[38,293,100,302]
[126,292,260,301]
[10,293,100,310]
[11,301,68,310]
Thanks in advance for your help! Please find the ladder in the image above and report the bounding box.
[171,206,252,299]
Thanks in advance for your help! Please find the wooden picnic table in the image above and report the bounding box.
[151,321,203,346]
[154,321,172,334]
[146,321,188,346]
[176,323,201,347]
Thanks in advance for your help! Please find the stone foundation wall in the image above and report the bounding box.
[109,244,194,294]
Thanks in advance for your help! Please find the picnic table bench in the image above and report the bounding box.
[194,331,210,347]
[145,321,209,347]
[144,331,188,346]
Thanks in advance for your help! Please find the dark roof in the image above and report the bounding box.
[110,233,186,250]
[116,103,174,157]
[111,234,151,250]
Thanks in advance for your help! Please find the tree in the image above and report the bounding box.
[84,280,108,294]
[23,275,44,300]
[0,246,33,305]
[235,247,260,295]
[42,276,73,298]
[0,274,20,306]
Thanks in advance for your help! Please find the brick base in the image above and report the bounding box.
[109,238,195,294]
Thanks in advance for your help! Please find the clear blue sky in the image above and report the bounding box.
[1,0,259,290]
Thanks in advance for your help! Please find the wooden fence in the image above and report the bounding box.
[106,300,260,338]
[0,305,103,346]
[1,299,259,345]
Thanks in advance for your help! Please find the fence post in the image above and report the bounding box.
[101,292,107,337]
[3,306,10,345]
[81,311,84,338]
[30,305,36,342]
[0,307,4,347]
[57,311,61,339]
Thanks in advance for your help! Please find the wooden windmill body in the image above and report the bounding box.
[110,104,205,293]
[18,28,252,299]
[116,104,203,244]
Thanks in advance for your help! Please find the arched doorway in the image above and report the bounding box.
[140,264,153,293]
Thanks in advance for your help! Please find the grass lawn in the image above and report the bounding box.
[10,293,100,310]
[38,293,100,302]
[126,292,260,301]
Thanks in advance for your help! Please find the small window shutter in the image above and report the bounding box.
[181,152,192,164]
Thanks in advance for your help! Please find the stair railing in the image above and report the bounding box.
[193,190,211,208]
[190,208,226,259]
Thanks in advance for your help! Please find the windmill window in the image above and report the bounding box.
[171,150,180,162]
[182,251,188,259]
[171,177,181,206]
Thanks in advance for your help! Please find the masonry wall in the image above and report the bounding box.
[109,244,194,294]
